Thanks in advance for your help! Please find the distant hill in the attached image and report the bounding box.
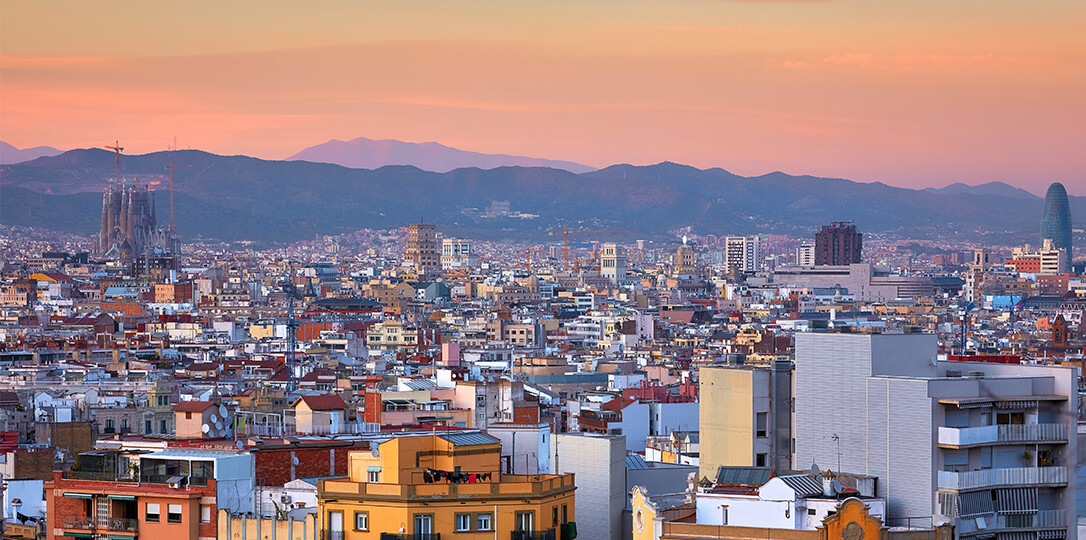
[0,141,62,165]
[288,136,596,174]
[923,181,1038,199]
[1,148,1081,244]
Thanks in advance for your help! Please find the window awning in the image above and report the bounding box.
[63,534,94,539]
[367,466,382,472]
[959,490,994,517]
[107,495,136,501]
[62,493,93,499]
[996,487,1037,514]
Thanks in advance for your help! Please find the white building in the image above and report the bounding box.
[440,238,479,269]
[600,243,630,285]
[726,236,761,273]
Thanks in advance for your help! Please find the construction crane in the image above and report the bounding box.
[164,162,190,232]
[547,226,626,271]
[105,140,123,182]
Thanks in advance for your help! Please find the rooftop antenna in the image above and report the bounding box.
[286,295,298,392]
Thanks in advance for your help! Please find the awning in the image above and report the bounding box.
[107,495,136,501]
[1038,530,1066,540]
[996,488,1037,514]
[367,466,381,472]
[996,401,1037,409]
[62,493,93,499]
[62,534,94,539]
[996,532,1037,540]
[959,490,994,517]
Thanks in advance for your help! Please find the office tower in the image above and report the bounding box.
[794,331,1078,538]
[814,222,862,265]
[725,236,761,272]
[405,222,440,277]
[796,242,815,266]
[1040,182,1072,257]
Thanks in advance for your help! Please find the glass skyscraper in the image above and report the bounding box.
[1040,182,1072,256]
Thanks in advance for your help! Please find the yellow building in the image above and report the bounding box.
[319,432,577,539]
[699,366,777,480]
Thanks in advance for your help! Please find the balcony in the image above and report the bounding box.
[108,518,139,533]
[512,530,556,540]
[379,534,441,540]
[61,515,95,530]
[957,510,1067,535]
[938,424,1068,447]
[938,467,1068,491]
[320,473,576,501]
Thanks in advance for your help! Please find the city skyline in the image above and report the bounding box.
[2,1,1084,195]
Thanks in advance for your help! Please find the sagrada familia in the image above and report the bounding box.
[96,180,173,261]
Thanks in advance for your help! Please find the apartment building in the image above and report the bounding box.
[794,331,1078,539]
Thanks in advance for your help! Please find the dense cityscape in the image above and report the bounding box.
[3,1,1085,540]
[0,164,1080,540]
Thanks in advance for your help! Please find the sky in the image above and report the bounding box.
[1,0,1084,195]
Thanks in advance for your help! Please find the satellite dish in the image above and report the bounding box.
[371,448,380,458]
[236,440,245,450]
[931,355,938,367]
[224,428,233,437]
[292,456,300,466]
[201,424,210,434]
[214,420,223,430]
[210,414,218,423]
[810,463,820,476]
[832,479,843,493]
[219,404,228,417]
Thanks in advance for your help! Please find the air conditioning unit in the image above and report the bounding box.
[280,495,292,504]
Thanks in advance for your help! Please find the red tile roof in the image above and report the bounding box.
[294,394,348,411]
[172,400,216,413]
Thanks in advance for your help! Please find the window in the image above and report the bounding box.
[477,513,492,531]
[160,420,168,433]
[145,420,152,434]
[354,512,368,531]
[146,503,160,523]
[185,412,193,420]
[756,453,767,467]
[996,412,1024,425]
[808,508,817,516]
[105,419,114,431]
[200,505,211,523]
[368,470,380,483]
[721,506,728,525]
[553,506,559,526]
[455,513,470,531]
[562,505,568,524]
[515,511,533,531]
[168,504,182,524]
[756,412,768,437]
[414,514,433,534]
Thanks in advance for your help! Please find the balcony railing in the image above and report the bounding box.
[512,530,556,540]
[938,467,1068,490]
[957,510,1067,535]
[321,473,575,501]
[322,531,345,540]
[108,518,138,532]
[379,534,441,540]
[61,515,95,530]
[938,424,1068,447]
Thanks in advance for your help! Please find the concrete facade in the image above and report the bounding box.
[553,433,626,540]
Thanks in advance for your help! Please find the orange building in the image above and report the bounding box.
[46,470,217,540]
[319,432,577,539]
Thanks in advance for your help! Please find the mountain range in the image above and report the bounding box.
[288,136,596,174]
[0,147,1081,245]
[0,141,63,165]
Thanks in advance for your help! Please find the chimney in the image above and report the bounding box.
[822,475,836,497]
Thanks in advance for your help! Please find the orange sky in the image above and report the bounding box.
[2,0,1083,194]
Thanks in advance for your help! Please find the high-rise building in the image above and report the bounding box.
[1040,182,1072,257]
[814,222,862,265]
[725,236,761,272]
[404,222,440,277]
[599,243,628,285]
[796,242,815,266]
